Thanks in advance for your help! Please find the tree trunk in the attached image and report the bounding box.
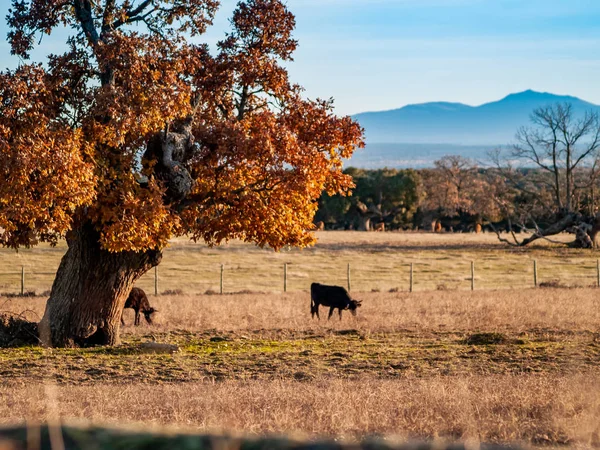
[38,223,162,348]
[570,224,593,248]
[358,216,371,231]
[517,214,577,247]
[591,213,600,248]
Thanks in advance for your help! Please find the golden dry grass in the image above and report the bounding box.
[2,288,600,445]
[1,376,599,446]
[2,232,600,446]
[2,231,600,295]
[3,288,600,334]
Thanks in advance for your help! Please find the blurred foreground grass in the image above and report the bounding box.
[0,424,524,450]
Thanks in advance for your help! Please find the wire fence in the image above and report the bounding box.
[2,258,600,296]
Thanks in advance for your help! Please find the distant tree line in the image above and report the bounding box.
[314,156,497,233]
[315,155,600,240]
[316,103,600,249]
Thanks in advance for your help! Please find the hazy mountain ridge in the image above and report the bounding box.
[348,90,600,168]
[353,90,600,146]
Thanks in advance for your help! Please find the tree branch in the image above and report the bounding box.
[73,0,100,45]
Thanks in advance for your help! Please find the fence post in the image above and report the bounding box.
[409,263,414,293]
[284,263,288,293]
[154,266,158,296]
[533,260,538,287]
[21,266,24,296]
[471,260,475,291]
[347,263,351,292]
[220,264,224,295]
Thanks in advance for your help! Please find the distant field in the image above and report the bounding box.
[0,231,598,295]
[2,232,600,446]
[346,142,496,169]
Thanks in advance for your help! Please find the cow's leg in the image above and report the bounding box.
[328,307,335,319]
[339,309,343,320]
[315,303,320,320]
[134,310,140,326]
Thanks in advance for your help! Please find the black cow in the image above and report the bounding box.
[121,287,157,326]
[310,282,362,320]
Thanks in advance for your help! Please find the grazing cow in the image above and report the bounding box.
[374,222,385,232]
[475,223,482,234]
[121,287,157,326]
[434,221,442,233]
[310,282,362,320]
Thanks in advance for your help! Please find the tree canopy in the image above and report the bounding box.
[315,168,421,230]
[0,0,364,252]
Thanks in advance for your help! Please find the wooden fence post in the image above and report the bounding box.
[154,266,158,296]
[347,263,351,292]
[533,260,538,287]
[284,263,288,293]
[220,264,224,295]
[409,263,414,293]
[21,266,24,296]
[471,260,475,291]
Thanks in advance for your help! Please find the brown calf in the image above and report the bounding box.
[121,287,157,326]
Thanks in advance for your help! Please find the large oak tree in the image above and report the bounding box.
[0,0,363,347]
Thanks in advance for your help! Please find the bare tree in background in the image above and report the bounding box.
[492,103,600,247]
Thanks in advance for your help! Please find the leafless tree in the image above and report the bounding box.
[421,156,501,227]
[492,103,600,247]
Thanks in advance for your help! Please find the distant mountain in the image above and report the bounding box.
[348,90,600,168]
[353,90,600,146]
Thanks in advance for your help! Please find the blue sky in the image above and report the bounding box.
[1,0,600,115]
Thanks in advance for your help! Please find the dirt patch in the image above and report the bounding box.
[463,332,508,345]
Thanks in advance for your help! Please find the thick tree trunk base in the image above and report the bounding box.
[358,217,371,232]
[38,224,161,348]
[590,213,600,248]
[569,225,593,248]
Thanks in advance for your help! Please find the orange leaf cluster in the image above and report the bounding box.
[0,65,96,247]
[1,0,364,252]
[91,174,179,251]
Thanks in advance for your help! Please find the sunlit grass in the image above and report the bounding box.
[1,232,599,295]
[2,231,600,446]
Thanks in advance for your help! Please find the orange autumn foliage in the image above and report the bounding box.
[0,0,364,252]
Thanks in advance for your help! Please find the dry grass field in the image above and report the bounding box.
[1,232,600,447]
[1,231,599,295]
